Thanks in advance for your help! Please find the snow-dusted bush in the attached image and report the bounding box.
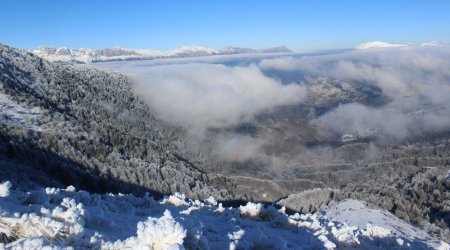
[0,181,11,197]
[238,202,262,219]
[51,198,85,237]
[134,210,186,250]
[259,205,280,221]
[204,196,217,206]
[7,213,67,241]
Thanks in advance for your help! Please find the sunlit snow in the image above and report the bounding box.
[0,182,447,249]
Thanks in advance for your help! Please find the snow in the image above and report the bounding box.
[325,199,430,240]
[0,181,11,197]
[103,210,187,250]
[32,46,220,63]
[32,45,293,63]
[0,91,42,131]
[167,45,217,57]
[0,183,447,249]
[355,41,408,49]
[238,202,263,219]
[324,199,450,249]
[135,210,186,249]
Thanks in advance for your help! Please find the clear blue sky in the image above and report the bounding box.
[1,0,449,50]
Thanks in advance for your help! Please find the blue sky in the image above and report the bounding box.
[1,0,449,50]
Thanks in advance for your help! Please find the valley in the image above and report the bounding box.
[0,43,449,248]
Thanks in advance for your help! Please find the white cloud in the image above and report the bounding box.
[260,45,450,141]
[212,134,264,161]
[355,41,408,50]
[134,63,307,132]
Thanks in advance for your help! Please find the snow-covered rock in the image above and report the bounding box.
[277,188,336,213]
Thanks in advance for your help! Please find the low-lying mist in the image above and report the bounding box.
[260,46,450,142]
[94,45,450,177]
[134,63,307,132]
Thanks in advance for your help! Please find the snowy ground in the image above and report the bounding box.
[0,91,42,131]
[0,181,447,250]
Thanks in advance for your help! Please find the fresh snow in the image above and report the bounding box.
[0,182,447,249]
[0,182,11,198]
[324,199,442,246]
[0,91,42,131]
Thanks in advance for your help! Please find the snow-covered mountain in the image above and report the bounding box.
[2,43,450,248]
[218,45,292,55]
[32,45,293,63]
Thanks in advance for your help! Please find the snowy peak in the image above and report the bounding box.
[218,45,292,55]
[33,46,95,63]
[32,45,293,63]
[33,46,155,63]
[95,47,140,57]
[218,46,256,54]
[355,41,408,49]
[167,45,218,57]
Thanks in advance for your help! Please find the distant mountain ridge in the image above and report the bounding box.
[32,45,293,63]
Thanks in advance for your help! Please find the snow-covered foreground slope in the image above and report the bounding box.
[0,182,447,249]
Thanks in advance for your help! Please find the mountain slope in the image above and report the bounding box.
[0,43,229,199]
[1,43,450,243]
[0,43,327,204]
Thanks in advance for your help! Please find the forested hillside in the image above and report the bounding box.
[0,44,229,199]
